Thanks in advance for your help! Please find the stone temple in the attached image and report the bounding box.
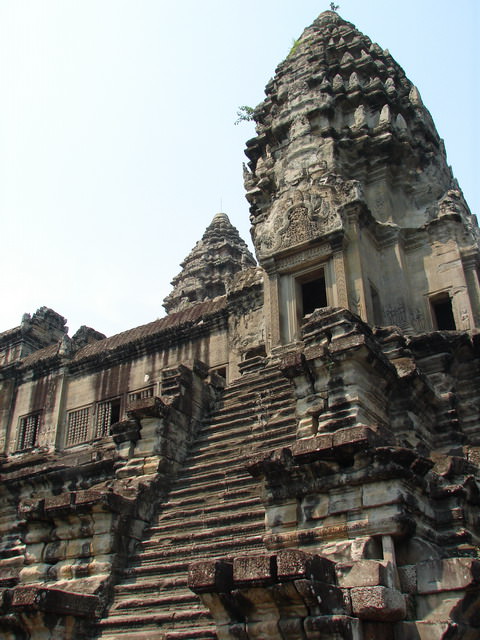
[1,10,479,640]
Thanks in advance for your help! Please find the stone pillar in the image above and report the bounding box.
[344,209,368,321]
[461,253,480,328]
[264,262,282,350]
[331,243,349,309]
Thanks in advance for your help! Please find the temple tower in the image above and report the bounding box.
[163,212,256,314]
[244,11,479,348]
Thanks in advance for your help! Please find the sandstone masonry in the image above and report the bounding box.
[0,11,479,640]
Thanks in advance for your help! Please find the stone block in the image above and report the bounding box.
[276,549,336,584]
[292,433,333,458]
[301,493,328,522]
[126,396,167,418]
[10,585,99,616]
[336,560,388,588]
[265,500,297,529]
[362,621,395,639]
[417,558,480,594]
[362,480,406,508]
[278,617,306,640]
[303,614,362,639]
[292,579,344,616]
[416,590,480,625]
[18,498,45,521]
[188,559,233,593]
[328,487,361,515]
[44,493,72,515]
[233,554,276,587]
[332,425,381,449]
[350,586,406,621]
[395,620,469,640]
[245,619,280,640]
[398,565,417,594]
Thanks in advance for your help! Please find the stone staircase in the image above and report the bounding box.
[94,363,297,640]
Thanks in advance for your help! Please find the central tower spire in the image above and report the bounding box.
[244,11,479,346]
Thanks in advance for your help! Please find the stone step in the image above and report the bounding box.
[187,422,295,466]
[97,625,216,640]
[128,532,264,569]
[110,589,199,613]
[96,608,213,632]
[114,575,185,596]
[140,524,264,556]
[96,364,296,639]
[123,536,264,579]
[156,495,260,519]
[164,470,256,501]
[193,409,295,447]
[209,387,293,422]
[220,367,285,393]
[198,409,293,442]
[142,509,263,543]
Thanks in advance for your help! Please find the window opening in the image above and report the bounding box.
[301,273,327,316]
[431,294,456,330]
[17,413,40,451]
[95,398,121,439]
[211,366,227,380]
[243,345,266,360]
[370,283,382,325]
[66,407,90,446]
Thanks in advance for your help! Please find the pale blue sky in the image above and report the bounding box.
[0,0,478,336]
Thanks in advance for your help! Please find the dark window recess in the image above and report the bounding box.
[95,398,121,438]
[244,345,266,360]
[17,413,40,451]
[302,275,327,316]
[370,284,382,325]
[431,295,456,330]
[212,367,227,380]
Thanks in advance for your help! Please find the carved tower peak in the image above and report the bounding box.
[244,12,479,346]
[163,212,256,315]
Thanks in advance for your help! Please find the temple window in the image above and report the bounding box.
[299,270,328,316]
[430,293,456,330]
[128,386,155,403]
[279,262,333,344]
[16,413,41,451]
[94,398,121,439]
[66,407,90,446]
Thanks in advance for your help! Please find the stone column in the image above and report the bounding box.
[263,261,281,350]
[461,253,480,328]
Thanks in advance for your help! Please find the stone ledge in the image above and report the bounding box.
[7,586,99,617]
[126,396,168,419]
[292,426,393,461]
[189,549,337,592]
[19,490,135,520]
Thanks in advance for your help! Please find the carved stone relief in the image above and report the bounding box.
[253,174,363,261]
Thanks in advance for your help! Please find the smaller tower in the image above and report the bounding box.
[163,213,256,314]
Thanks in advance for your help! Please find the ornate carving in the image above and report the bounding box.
[385,299,407,327]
